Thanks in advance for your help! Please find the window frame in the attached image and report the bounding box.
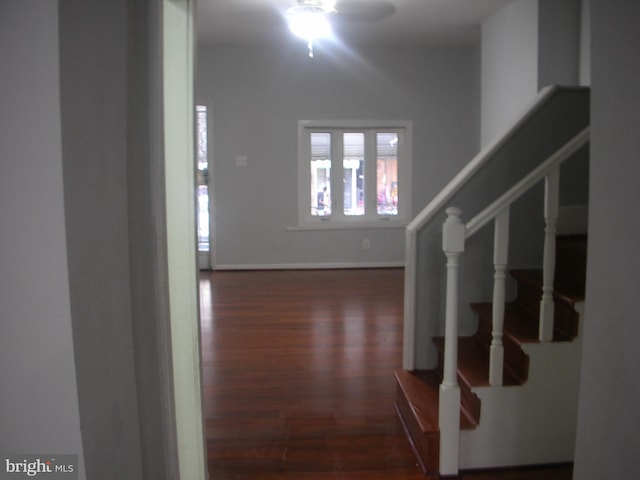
[297,119,412,229]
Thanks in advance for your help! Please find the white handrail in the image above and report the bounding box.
[406,86,561,236]
[465,127,590,238]
[403,85,562,370]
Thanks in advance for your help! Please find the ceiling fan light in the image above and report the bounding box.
[287,8,332,41]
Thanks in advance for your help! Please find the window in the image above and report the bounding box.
[298,120,412,228]
[196,105,209,252]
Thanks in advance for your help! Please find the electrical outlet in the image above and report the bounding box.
[362,238,371,250]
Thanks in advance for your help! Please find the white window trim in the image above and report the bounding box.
[297,119,412,230]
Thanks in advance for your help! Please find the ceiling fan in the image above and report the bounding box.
[332,0,396,23]
[286,0,396,56]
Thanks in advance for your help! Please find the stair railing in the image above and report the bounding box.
[403,85,573,371]
[438,126,589,475]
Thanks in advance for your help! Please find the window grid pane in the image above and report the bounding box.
[343,132,364,216]
[376,132,398,216]
[311,132,331,216]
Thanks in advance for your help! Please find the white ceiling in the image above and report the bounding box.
[196,0,513,48]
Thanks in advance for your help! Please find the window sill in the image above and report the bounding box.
[287,219,408,231]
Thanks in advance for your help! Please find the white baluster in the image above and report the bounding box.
[489,207,510,386]
[439,207,465,476]
[539,168,559,342]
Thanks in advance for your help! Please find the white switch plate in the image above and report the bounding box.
[236,154,248,167]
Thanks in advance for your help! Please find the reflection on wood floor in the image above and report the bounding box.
[199,268,572,480]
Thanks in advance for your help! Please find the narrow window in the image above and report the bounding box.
[343,132,364,216]
[376,132,398,216]
[196,105,209,252]
[310,132,331,216]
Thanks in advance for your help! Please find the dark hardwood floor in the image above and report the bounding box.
[199,268,573,480]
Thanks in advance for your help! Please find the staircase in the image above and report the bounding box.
[395,235,586,476]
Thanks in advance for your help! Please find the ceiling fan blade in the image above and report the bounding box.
[335,0,396,23]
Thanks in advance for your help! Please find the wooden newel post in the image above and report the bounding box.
[439,207,465,476]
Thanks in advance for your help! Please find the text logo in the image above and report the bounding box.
[1,455,77,479]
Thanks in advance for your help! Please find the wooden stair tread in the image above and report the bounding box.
[510,268,585,305]
[471,302,539,344]
[509,268,583,341]
[394,369,441,475]
[432,336,520,388]
[394,369,439,433]
[395,369,478,431]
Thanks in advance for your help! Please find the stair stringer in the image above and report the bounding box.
[458,303,584,470]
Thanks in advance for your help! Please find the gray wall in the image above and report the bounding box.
[196,43,479,268]
[537,0,580,89]
[481,0,539,146]
[574,0,640,477]
[58,0,178,478]
[578,0,591,86]
[58,1,144,478]
[0,1,85,476]
[481,0,581,146]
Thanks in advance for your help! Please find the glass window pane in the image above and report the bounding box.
[376,132,398,216]
[311,133,331,216]
[196,105,208,171]
[343,132,364,216]
[196,105,210,251]
[197,185,209,251]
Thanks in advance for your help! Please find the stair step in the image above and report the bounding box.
[394,369,440,475]
[395,235,587,475]
[394,367,482,476]
[471,302,533,384]
[431,336,507,434]
[511,269,585,307]
[555,234,588,282]
[510,269,581,340]
[433,336,521,388]
[472,302,538,343]
[512,235,587,306]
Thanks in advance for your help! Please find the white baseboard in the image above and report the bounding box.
[213,261,404,271]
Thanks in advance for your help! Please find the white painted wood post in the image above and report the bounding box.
[402,230,417,370]
[489,207,510,386]
[439,207,465,476]
[539,168,559,342]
